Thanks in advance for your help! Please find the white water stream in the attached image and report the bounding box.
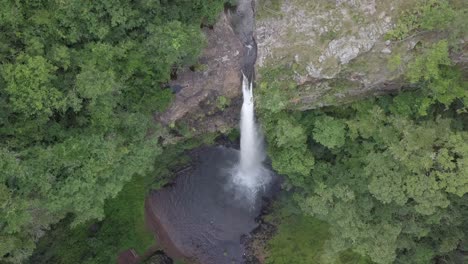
[231,74,270,198]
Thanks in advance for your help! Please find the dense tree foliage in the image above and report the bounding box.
[265,196,371,264]
[0,1,226,262]
[260,67,467,264]
[257,2,467,261]
[28,135,214,264]
[386,0,459,41]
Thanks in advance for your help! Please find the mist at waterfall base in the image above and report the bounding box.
[145,75,276,263]
[228,74,272,203]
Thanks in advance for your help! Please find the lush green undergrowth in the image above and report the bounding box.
[386,0,466,44]
[0,1,229,262]
[258,61,467,263]
[265,196,371,264]
[266,212,330,264]
[28,175,154,264]
[257,1,467,263]
[27,134,217,264]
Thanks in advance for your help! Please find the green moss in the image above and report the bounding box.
[350,11,366,24]
[387,54,402,72]
[345,51,387,75]
[258,62,364,110]
[339,250,373,264]
[319,30,339,44]
[216,95,231,110]
[174,121,194,138]
[268,33,323,70]
[385,0,457,41]
[226,128,240,142]
[257,0,283,20]
[191,63,208,72]
[266,214,329,264]
[320,56,340,77]
[257,64,299,113]
[330,79,356,93]
[291,0,336,13]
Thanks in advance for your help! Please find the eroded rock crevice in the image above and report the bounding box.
[159,0,258,135]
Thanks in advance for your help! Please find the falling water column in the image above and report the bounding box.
[234,74,269,191]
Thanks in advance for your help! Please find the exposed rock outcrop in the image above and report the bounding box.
[255,0,466,110]
[160,0,466,130]
[158,12,244,134]
[257,0,393,76]
[159,0,260,136]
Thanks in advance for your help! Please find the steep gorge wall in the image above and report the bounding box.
[159,0,257,136]
[160,0,466,134]
[255,0,466,110]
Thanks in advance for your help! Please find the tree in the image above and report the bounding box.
[0,0,227,262]
[257,49,467,263]
[264,99,468,264]
[1,55,63,117]
[312,115,347,149]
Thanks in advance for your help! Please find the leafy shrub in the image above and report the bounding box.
[386,0,456,40]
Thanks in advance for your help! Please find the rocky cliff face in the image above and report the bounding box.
[159,0,257,135]
[158,12,244,135]
[255,0,466,110]
[160,0,466,133]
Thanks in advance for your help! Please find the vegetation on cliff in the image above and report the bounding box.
[1,0,466,264]
[260,61,467,264]
[0,0,227,262]
[257,1,467,263]
[28,136,215,264]
[264,195,372,264]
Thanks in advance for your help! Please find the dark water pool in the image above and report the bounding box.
[145,146,277,264]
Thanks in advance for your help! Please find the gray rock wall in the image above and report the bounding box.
[254,0,460,110]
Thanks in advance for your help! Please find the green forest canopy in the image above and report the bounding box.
[0,0,467,264]
[257,2,468,262]
[257,1,467,263]
[0,0,227,263]
[259,63,467,264]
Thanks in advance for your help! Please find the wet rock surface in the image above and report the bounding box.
[142,251,173,264]
[159,0,258,135]
[256,0,394,77]
[242,200,278,264]
[227,0,258,81]
[158,12,244,134]
[160,0,467,128]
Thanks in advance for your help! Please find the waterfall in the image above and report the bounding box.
[231,74,270,196]
[239,74,263,171]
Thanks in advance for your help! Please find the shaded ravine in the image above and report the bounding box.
[227,0,257,82]
[139,1,279,264]
[145,147,276,264]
